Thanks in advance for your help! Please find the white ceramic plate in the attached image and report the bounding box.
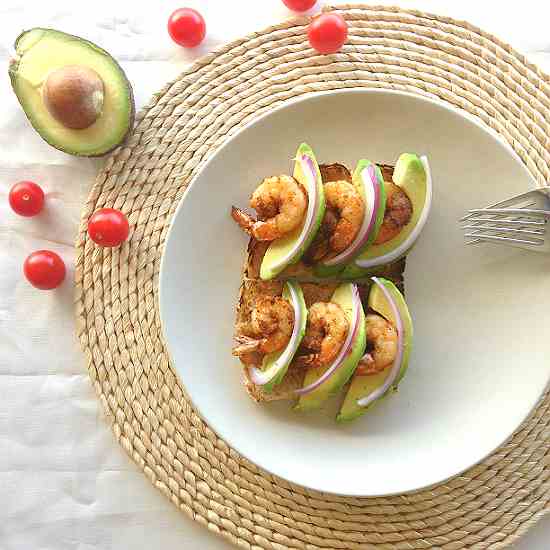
[160,90,550,496]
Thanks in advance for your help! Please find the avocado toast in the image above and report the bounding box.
[231,143,431,422]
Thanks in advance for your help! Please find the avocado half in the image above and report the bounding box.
[9,28,135,157]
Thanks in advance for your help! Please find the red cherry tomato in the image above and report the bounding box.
[282,0,316,11]
[88,208,129,247]
[9,181,45,217]
[168,8,206,48]
[24,250,66,290]
[308,12,348,54]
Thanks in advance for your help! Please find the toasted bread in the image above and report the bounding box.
[235,161,405,403]
[235,276,404,404]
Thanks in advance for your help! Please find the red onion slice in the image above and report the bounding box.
[356,277,404,407]
[270,154,319,271]
[295,284,361,396]
[248,281,303,386]
[323,164,380,266]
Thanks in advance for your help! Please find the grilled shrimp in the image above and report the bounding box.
[356,314,398,375]
[231,175,307,241]
[374,182,413,245]
[296,302,349,368]
[233,296,294,356]
[303,208,339,264]
[324,180,364,253]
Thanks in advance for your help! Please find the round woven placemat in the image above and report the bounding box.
[75,5,550,549]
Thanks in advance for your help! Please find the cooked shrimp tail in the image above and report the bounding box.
[231,206,256,236]
[232,335,262,356]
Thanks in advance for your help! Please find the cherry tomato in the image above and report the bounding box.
[308,12,348,54]
[24,250,66,290]
[88,208,129,247]
[168,8,206,48]
[9,180,45,217]
[282,0,316,11]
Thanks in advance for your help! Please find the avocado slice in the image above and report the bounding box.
[343,154,432,276]
[314,159,387,279]
[259,281,308,392]
[260,143,326,280]
[9,28,134,157]
[337,278,412,423]
[295,282,366,412]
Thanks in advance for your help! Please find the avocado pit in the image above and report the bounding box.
[43,65,104,129]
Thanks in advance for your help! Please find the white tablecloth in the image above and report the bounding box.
[1,1,549,548]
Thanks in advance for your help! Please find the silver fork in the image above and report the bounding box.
[459,188,550,252]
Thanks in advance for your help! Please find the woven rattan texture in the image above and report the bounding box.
[75,5,550,549]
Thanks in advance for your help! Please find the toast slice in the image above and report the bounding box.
[243,163,396,281]
[235,276,404,404]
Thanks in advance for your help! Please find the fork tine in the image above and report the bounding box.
[459,197,537,222]
[461,224,546,236]
[460,217,545,226]
[469,191,535,209]
[464,233,545,246]
[459,202,537,222]
[463,208,550,219]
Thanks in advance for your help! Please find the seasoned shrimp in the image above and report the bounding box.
[231,175,307,241]
[374,182,413,244]
[303,208,338,264]
[233,296,294,356]
[296,302,349,368]
[237,350,263,368]
[356,314,398,375]
[323,180,364,253]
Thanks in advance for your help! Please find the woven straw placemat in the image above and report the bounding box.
[75,5,550,549]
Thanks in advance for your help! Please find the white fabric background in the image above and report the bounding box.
[1,1,549,548]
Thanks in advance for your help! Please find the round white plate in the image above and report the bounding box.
[160,89,550,496]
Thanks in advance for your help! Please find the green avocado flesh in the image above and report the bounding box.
[337,278,412,423]
[261,281,307,392]
[9,28,134,156]
[295,282,366,412]
[343,153,427,277]
[260,143,326,280]
[313,160,387,279]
